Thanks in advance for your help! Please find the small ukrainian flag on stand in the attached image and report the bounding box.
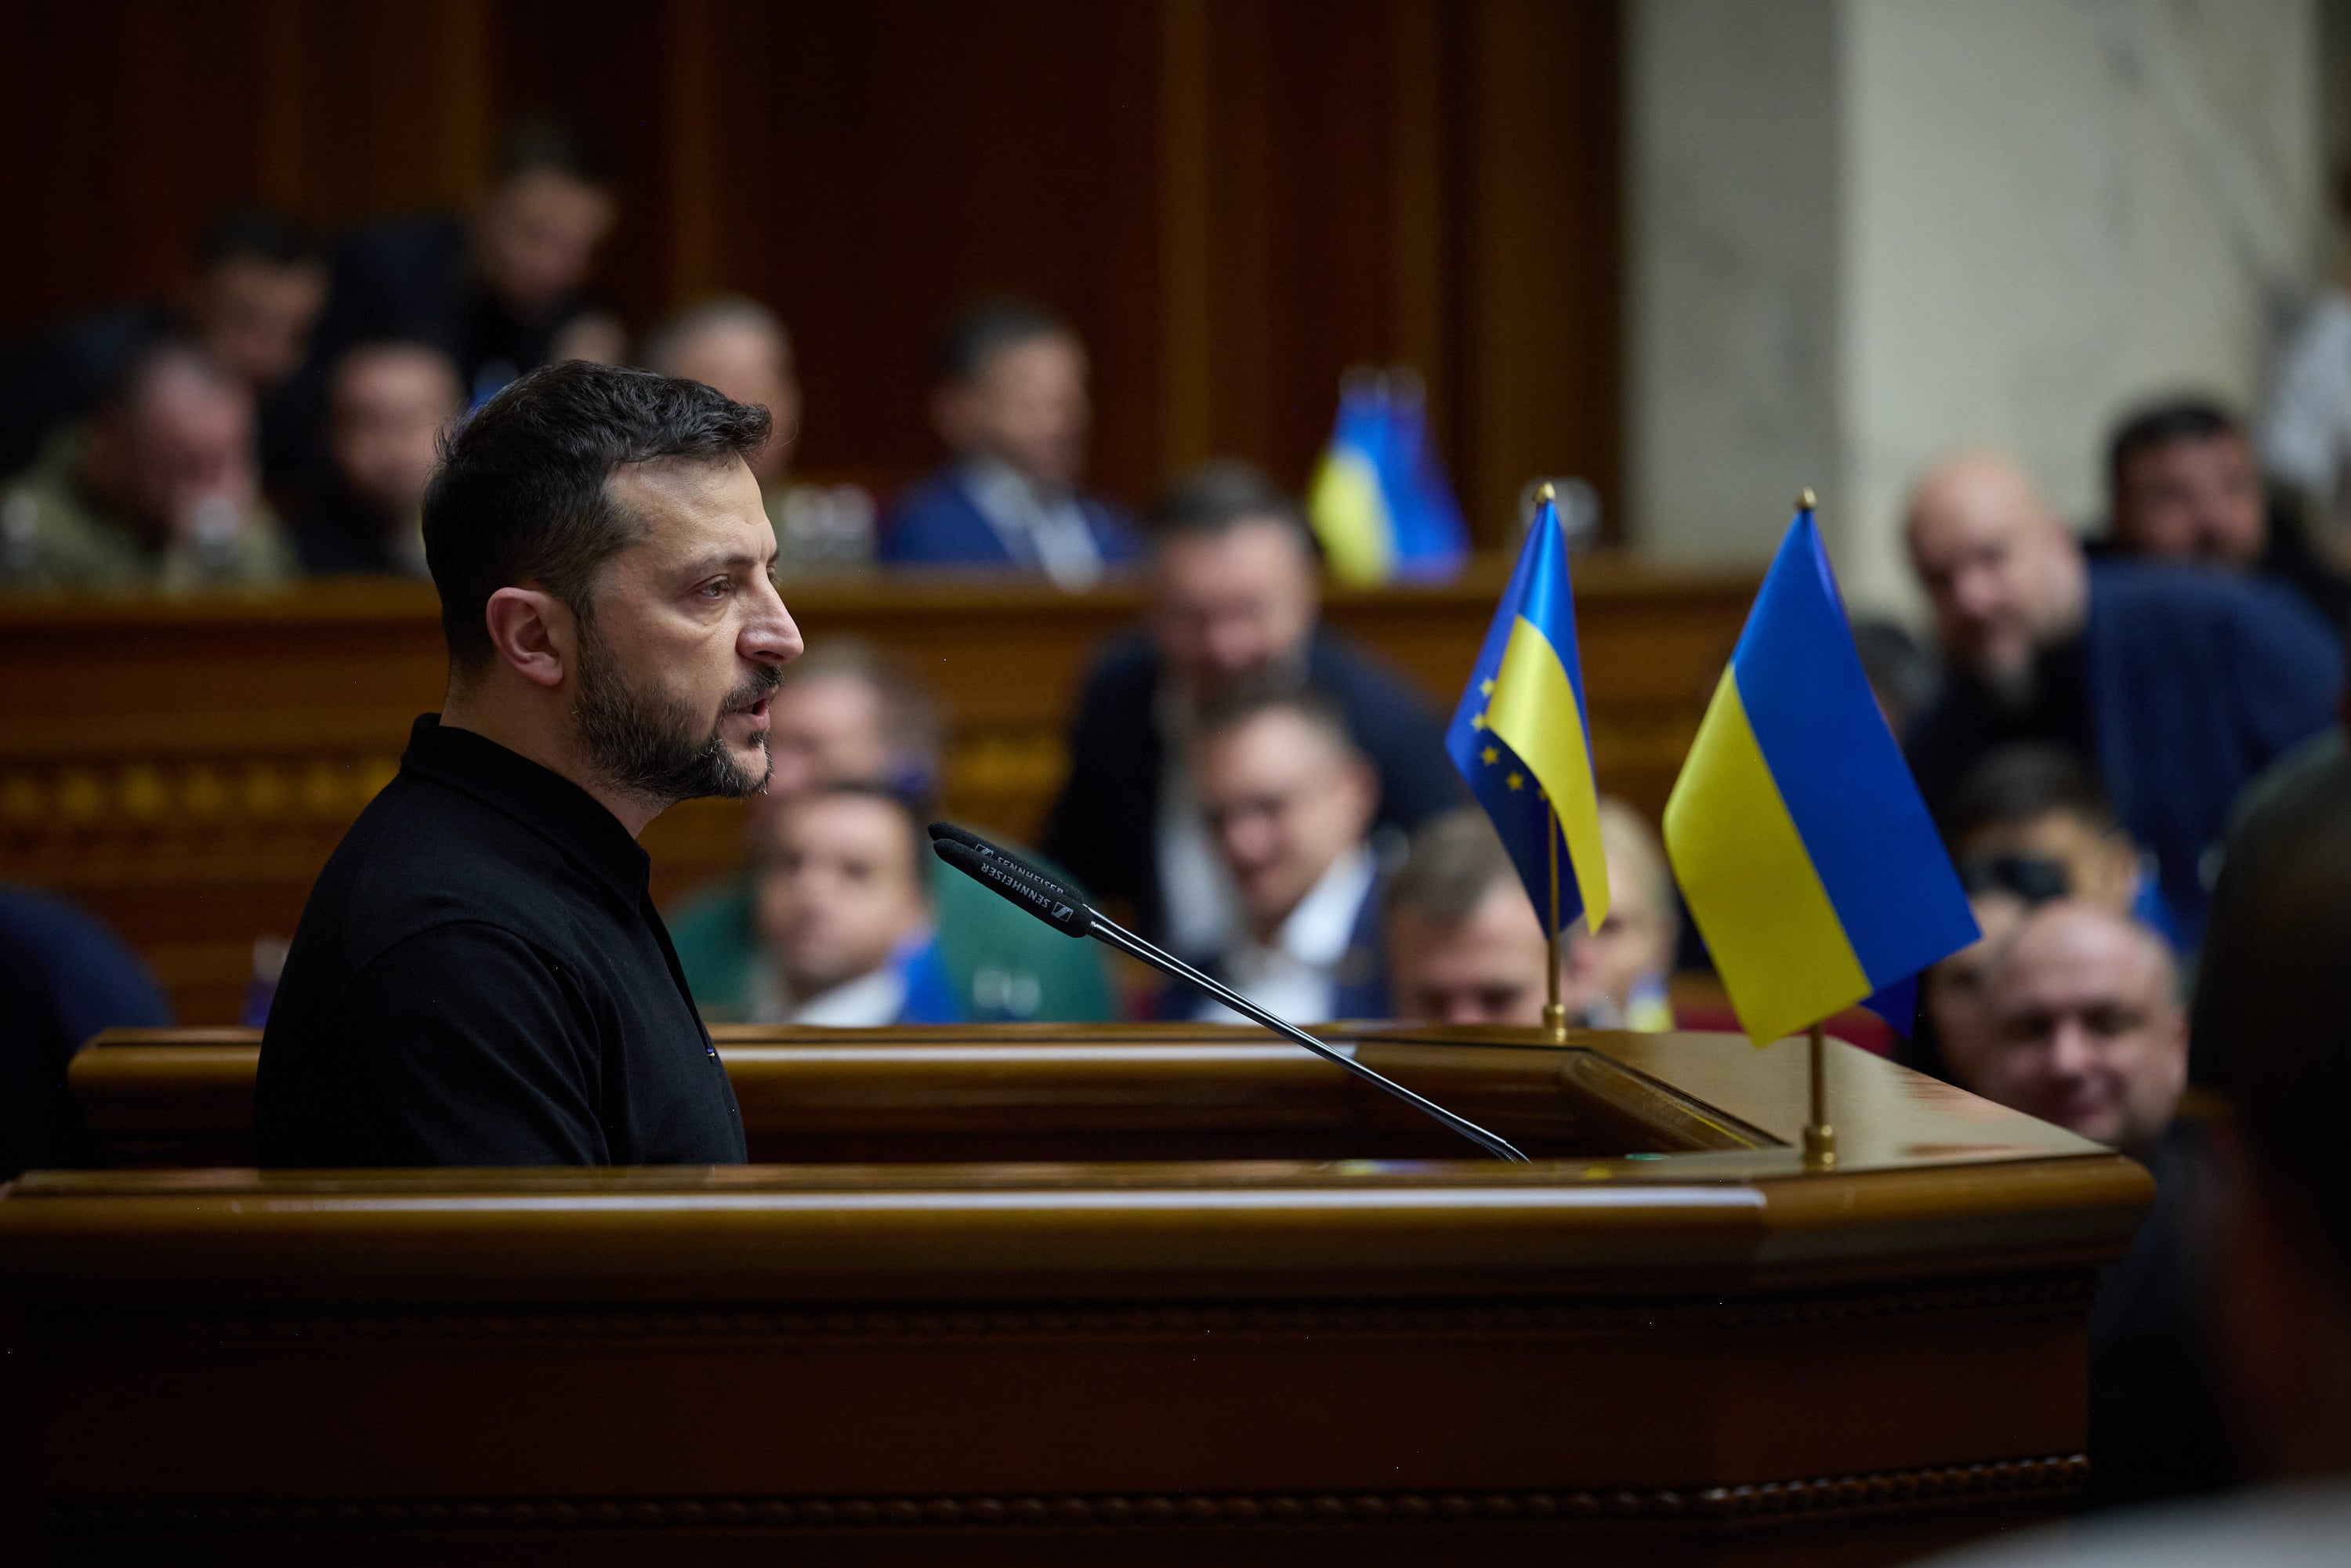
[1663,493,1977,1165]
[1446,484,1609,1039]
[1308,371,1470,586]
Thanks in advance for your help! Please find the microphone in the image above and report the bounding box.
[927,824,1530,1163]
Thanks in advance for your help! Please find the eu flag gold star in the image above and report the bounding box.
[1479,678,1495,697]
[1480,746,1498,766]
[1506,772,1525,791]
[1470,712,1487,731]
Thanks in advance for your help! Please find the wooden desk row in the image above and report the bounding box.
[4,1023,2145,1566]
[0,560,1761,1023]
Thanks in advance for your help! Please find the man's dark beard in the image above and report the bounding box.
[574,621,781,807]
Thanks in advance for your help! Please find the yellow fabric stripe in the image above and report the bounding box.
[1662,668,1870,1046]
[1306,448,1393,586]
[1487,614,1610,930]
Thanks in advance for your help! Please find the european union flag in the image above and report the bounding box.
[1662,498,1977,1045]
[1446,491,1608,935]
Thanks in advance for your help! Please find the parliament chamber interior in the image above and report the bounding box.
[5,2,2351,1565]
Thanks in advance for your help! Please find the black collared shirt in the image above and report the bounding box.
[256,716,746,1167]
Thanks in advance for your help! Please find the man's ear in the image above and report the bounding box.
[481,587,573,690]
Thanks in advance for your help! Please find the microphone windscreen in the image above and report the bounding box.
[930,836,1093,938]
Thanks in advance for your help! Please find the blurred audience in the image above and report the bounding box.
[2103,397,2350,628]
[1,338,292,588]
[0,886,172,1181]
[1902,451,2340,945]
[291,342,464,576]
[0,205,327,487]
[1384,802,1675,1030]
[309,119,620,417]
[668,639,1114,1023]
[1167,685,1386,1024]
[1043,460,1459,951]
[1956,900,2230,1512]
[643,295,874,567]
[1941,742,2175,943]
[745,783,958,1025]
[878,298,1142,585]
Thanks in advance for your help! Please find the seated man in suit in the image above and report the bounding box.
[291,342,465,575]
[643,295,874,567]
[668,639,1114,1023]
[1,338,294,589]
[877,298,1142,585]
[1385,803,1678,1031]
[1940,743,2179,945]
[1166,685,1386,1024]
[1903,451,2341,946]
[745,782,958,1025]
[1042,461,1460,953]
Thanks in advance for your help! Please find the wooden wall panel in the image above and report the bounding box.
[0,0,1621,533]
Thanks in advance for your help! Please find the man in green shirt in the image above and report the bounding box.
[667,638,1115,1023]
[1,339,294,591]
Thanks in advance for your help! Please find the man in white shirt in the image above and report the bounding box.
[1176,684,1386,1024]
[748,782,957,1026]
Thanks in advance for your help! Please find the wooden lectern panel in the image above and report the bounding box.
[5,1026,2147,1566]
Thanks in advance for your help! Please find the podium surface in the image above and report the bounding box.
[3,1025,2150,1565]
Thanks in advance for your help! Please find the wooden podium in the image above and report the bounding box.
[2,1024,2150,1566]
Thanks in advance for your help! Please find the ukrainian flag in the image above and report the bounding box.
[1446,489,1608,934]
[1308,372,1469,586]
[1664,499,1977,1046]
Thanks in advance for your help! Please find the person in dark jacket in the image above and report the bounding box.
[1903,452,2341,947]
[1041,461,1461,953]
[291,342,465,575]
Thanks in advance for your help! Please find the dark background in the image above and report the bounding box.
[0,0,1621,540]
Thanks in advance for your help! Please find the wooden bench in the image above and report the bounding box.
[5,1023,2146,1566]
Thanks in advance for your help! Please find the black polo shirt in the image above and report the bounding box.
[256,715,747,1167]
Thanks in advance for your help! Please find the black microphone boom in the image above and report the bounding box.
[927,824,1531,1162]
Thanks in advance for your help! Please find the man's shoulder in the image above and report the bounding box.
[1305,627,1437,723]
[877,470,991,556]
[2092,557,2326,628]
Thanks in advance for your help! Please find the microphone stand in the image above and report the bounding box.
[930,825,1531,1164]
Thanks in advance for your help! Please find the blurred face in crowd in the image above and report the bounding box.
[1196,707,1377,940]
[2114,432,2267,567]
[568,456,802,809]
[1389,877,1552,1027]
[1560,852,1678,1026]
[84,357,258,544]
[330,346,463,524]
[764,672,894,803]
[1152,519,1320,697]
[663,323,801,485]
[1920,888,2029,1074]
[474,167,617,320]
[1905,455,2088,692]
[1956,901,2186,1151]
[1954,809,2139,914]
[754,791,929,997]
[191,253,328,390]
[936,331,1089,488]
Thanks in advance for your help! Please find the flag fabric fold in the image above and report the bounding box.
[1445,492,1608,935]
[1663,502,1977,1045]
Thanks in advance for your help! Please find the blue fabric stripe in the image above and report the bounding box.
[1729,515,1976,989]
[1508,501,1591,717]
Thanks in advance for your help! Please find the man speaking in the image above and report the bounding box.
[257,362,801,1165]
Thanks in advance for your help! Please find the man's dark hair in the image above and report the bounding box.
[1386,808,1515,929]
[97,336,237,417]
[935,296,1073,386]
[2106,396,2244,498]
[1193,677,1356,758]
[195,205,319,270]
[422,360,770,674]
[494,116,610,186]
[764,779,936,900]
[1148,459,1316,555]
[1941,743,2119,850]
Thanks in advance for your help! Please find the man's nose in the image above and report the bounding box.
[743,579,804,666]
[2045,1019,2097,1078]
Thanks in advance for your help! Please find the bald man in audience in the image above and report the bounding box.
[291,342,464,575]
[1385,805,1677,1030]
[1947,900,2230,1510]
[1170,686,1387,1024]
[644,297,873,567]
[1,338,292,588]
[1903,451,2340,943]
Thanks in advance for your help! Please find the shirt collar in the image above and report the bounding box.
[1266,844,1376,967]
[397,715,651,907]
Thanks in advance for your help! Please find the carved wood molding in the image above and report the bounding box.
[43,1455,2091,1537]
[38,1276,2097,1345]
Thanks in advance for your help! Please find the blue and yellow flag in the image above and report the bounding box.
[1446,491,1608,934]
[1309,372,1469,586]
[1664,500,1977,1045]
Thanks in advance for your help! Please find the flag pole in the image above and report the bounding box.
[1544,798,1567,1042]
[1804,1021,1835,1169]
